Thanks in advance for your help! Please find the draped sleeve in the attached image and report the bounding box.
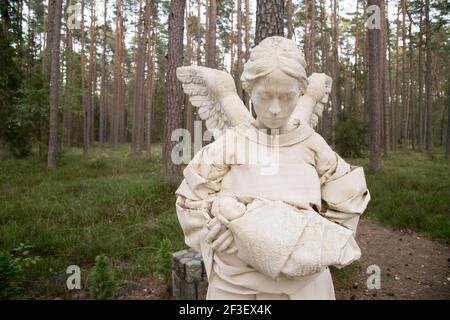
[308,132,371,233]
[175,134,231,252]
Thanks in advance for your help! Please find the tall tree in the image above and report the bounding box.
[406,9,416,149]
[330,0,339,145]
[308,0,316,74]
[255,0,284,45]
[425,0,433,151]
[305,0,309,66]
[81,0,89,153]
[236,0,243,99]
[381,0,390,155]
[446,77,450,160]
[368,0,382,172]
[244,0,251,109]
[196,0,202,65]
[392,1,401,149]
[287,0,293,39]
[99,0,108,145]
[417,3,424,150]
[146,0,157,158]
[88,0,97,143]
[184,0,194,140]
[354,0,362,112]
[230,0,235,75]
[163,0,186,182]
[111,0,123,146]
[207,0,217,67]
[400,0,408,149]
[245,0,250,60]
[133,0,151,152]
[47,0,62,168]
[63,0,74,149]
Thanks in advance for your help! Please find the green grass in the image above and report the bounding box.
[351,149,450,242]
[0,145,449,298]
[0,144,185,298]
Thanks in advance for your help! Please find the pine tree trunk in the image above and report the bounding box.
[207,0,216,67]
[111,0,121,146]
[407,10,416,150]
[255,0,284,45]
[368,0,382,172]
[230,0,235,75]
[305,0,309,67]
[99,0,108,146]
[47,0,62,168]
[446,77,450,160]
[425,0,433,151]
[63,0,73,150]
[163,0,186,183]
[381,0,390,155]
[132,0,147,153]
[146,1,157,159]
[244,0,251,109]
[89,0,96,144]
[81,0,89,153]
[309,0,316,74]
[236,0,243,99]
[287,0,293,39]
[392,2,401,150]
[119,30,126,143]
[245,0,250,60]
[319,0,329,139]
[331,0,339,145]
[184,0,194,140]
[197,0,202,65]
[400,0,408,149]
[205,0,209,64]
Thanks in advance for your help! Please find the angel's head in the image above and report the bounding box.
[241,36,308,129]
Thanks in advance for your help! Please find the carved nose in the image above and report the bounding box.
[269,104,281,116]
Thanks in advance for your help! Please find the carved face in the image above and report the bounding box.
[249,68,302,130]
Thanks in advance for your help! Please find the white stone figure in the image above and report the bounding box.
[175,36,370,300]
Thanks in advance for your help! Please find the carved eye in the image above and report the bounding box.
[259,93,270,100]
[282,93,295,100]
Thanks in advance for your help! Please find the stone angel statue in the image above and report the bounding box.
[174,36,370,300]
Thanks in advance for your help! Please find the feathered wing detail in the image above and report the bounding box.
[310,74,332,128]
[177,66,255,139]
[285,73,332,131]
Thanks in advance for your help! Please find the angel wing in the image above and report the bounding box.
[176,66,255,139]
[285,73,332,131]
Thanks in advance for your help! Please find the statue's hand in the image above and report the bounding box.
[305,73,332,103]
[205,217,237,254]
[205,195,245,254]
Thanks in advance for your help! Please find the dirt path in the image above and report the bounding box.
[334,218,450,300]
[118,218,450,300]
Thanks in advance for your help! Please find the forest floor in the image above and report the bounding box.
[115,217,450,300]
[333,218,449,300]
[1,145,449,300]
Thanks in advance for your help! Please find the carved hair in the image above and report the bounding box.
[241,36,308,94]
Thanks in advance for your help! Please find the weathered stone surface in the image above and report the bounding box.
[180,278,197,299]
[197,280,208,300]
[171,270,181,300]
[185,259,203,283]
[172,250,208,300]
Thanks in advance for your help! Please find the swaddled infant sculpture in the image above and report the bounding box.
[175,36,371,300]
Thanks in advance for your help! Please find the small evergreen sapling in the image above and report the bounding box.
[89,254,116,299]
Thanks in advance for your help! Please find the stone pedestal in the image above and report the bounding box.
[172,250,208,300]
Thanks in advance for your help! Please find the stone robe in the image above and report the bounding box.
[175,124,370,300]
